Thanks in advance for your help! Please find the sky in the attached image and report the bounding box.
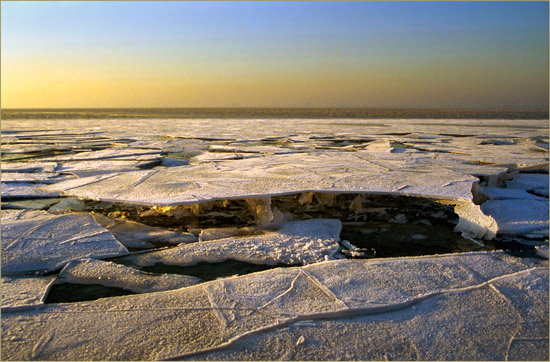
[1,1,548,109]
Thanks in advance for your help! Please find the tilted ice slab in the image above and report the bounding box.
[91,213,197,248]
[42,147,163,162]
[125,219,342,267]
[1,183,61,199]
[1,172,76,184]
[481,199,549,236]
[1,251,547,361]
[1,210,129,275]
[42,152,481,205]
[1,276,56,312]
[58,258,201,293]
[0,162,58,173]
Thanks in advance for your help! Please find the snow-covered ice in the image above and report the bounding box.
[1,210,129,275]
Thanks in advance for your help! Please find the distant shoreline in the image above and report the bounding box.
[1,107,548,120]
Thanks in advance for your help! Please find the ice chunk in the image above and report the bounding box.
[1,276,56,311]
[0,172,75,184]
[1,210,128,275]
[48,197,86,212]
[125,219,342,267]
[536,245,549,259]
[92,213,197,248]
[453,201,498,240]
[1,198,63,210]
[506,174,549,194]
[245,197,273,225]
[1,162,58,173]
[1,183,61,199]
[198,226,262,242]
[481,199,549,236]
[58,258,201,293]
[479,186,545,200]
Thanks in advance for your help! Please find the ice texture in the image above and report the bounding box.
[1,210,129,275]
[1,162,58,173]
[1,276,56,311]
[1,251,547,361]
[91,213,197,248]
[58,258,201,293]
[124,219,342,267]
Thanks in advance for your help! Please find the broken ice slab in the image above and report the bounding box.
[124,219,342,268]
[1,276,56,311]
[48,197,87,212]
[42,147,163,162]
[198,226,263,242]
[1,183,61,199]
[536,245,549,259]
[1,210,128,275]
[58,258,201,294]
[478,185,547,200]
[55,159,161,175]
[91,213,197,249]
[42,152,482,205]
[482,199,549,236]
[192,152,263,163]
[0,162,58,173]
[1,251,547,361]
[1,198,63,210]
[506,173,549,197]
[0,172,76,184]
[209,144,300,155]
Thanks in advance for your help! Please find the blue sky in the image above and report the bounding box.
[2,1,548,108]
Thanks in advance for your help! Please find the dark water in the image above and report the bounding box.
[2,107,548,120]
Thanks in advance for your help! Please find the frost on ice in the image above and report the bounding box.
[1,210,129,275]
[1,276,56,311]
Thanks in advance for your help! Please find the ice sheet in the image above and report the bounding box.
[1,162,58,173]
[43,152,481,205]
[1,251,546,361]
[1,276,56,311]
[58,258,201,293]
[124,219,342,267]
[1,210,129,275]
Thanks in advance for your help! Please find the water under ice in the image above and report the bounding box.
[1,210,129,275]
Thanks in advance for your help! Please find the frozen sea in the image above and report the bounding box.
[1,108,548,360]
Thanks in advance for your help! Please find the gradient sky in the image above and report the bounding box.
[1,1,548,109]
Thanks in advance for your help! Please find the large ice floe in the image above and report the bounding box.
[1,251,547,360]
[1,115,548,360]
